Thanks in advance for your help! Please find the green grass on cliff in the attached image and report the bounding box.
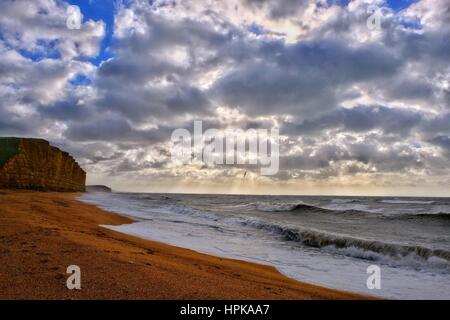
[0,137,20,167]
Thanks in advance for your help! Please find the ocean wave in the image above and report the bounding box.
[157,204,219,219]
[219,203,255,210]
[379,199,435,205]
[253,201,450,222]
[321,203,383,214]
[241,219,450,269]
[254,201,334,213]
[331,199,363,204]
[253,201,375,216]
[396,212,450,221]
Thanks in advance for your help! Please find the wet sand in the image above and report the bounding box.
[0,190,370,299]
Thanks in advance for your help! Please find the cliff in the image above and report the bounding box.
[0,137,86,192]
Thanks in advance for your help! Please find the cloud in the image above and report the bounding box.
[1,0,450,194]
[0,0,105,60]
[284,105,424,136]
[429,135,450,154]
[211,38,402,117]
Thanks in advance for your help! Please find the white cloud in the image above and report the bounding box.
[1,0,450,194]
[0,0,105,60]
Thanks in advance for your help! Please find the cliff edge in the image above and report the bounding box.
[0,137,86,192]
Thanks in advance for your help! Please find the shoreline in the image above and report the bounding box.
[0,190,371,299]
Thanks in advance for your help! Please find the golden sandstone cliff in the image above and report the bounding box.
[0,138,86,192]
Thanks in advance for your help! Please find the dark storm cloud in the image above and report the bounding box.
[279,138,424,175]
[0,116,32,135]
[166,86,210,112]
[380,76,435,103]
[211,39,402,117]
[94,79,212,123]
[429,135,450,153]
[112,157,167,173]
[421,113,450,136]
[92,10,244,122]
[39,98,93,121]
[0,95,40,136]
[64,116,175,144]
[242,0,311,19]
[284,105,424,136]
[388,26,450,67]
[51,140,125,165]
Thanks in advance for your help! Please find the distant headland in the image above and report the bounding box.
[86,185,112,193]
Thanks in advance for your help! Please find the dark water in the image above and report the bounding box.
[81,193,450,299]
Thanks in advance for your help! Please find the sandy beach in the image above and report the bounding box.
[0,190,369,300]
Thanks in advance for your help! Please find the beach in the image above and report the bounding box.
[0,190,367,300]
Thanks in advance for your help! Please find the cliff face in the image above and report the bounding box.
[0,138,86,192]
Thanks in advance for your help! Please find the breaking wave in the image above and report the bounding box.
[397,212,450,221]
[380,199,435,205]
[253,201,355,214]
[254,202,329,213]
[331,199,364,204]
[253,201,372,215]
[252,201,450,222]
[241,219,450,270]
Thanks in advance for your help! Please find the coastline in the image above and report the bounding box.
[0,190,371,300]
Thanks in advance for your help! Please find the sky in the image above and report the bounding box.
[0,0,449,196]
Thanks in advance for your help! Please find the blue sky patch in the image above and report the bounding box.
[68,0,116,65]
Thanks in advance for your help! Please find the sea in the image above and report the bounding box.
[80,192,450,299]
